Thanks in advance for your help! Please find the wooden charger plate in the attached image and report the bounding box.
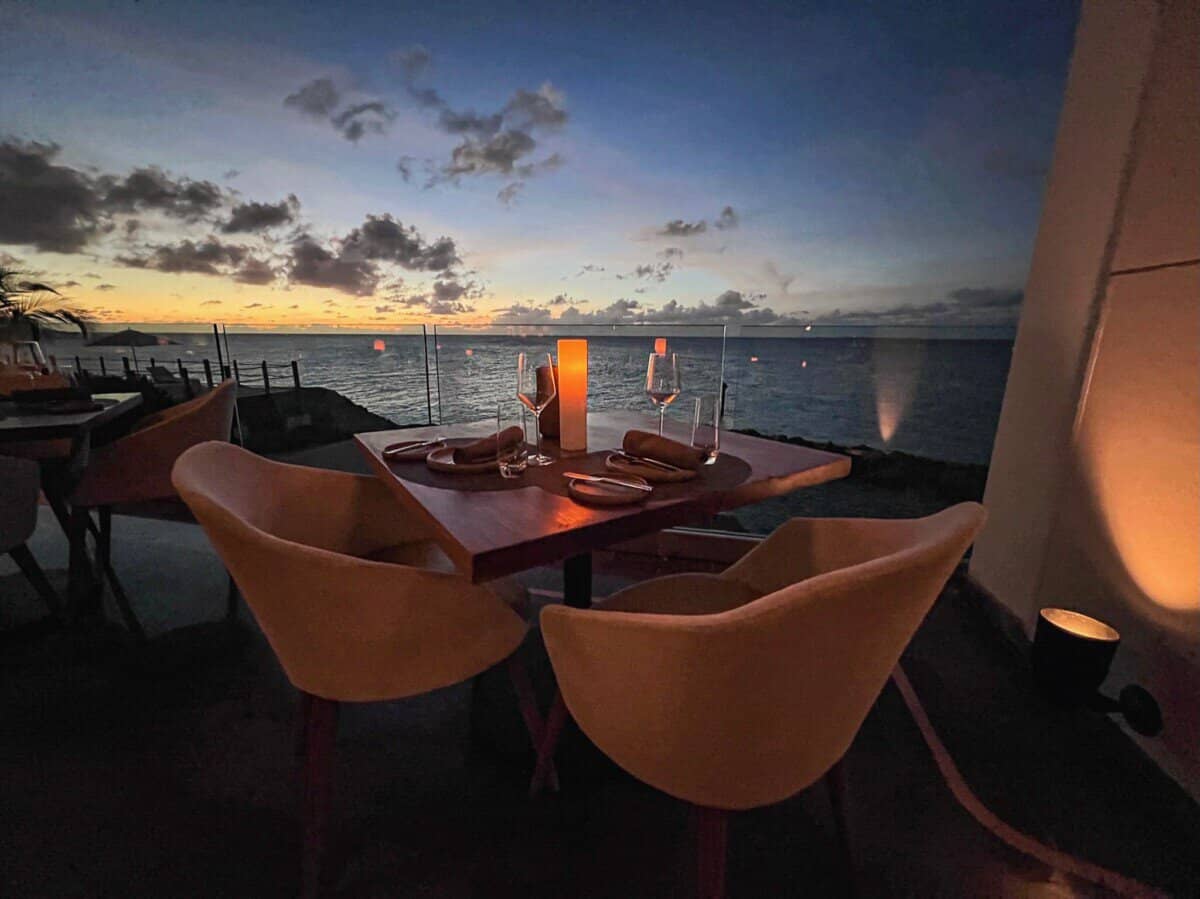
[567,474,651,506]
[426,445,498,474]
[605,454,697,483]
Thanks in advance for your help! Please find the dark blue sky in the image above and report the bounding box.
[0,0,1078,327]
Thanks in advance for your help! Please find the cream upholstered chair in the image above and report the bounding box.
[172,441,543,898]
[70,379,237,638]
[537,502,986,899]
[1,454,64,621]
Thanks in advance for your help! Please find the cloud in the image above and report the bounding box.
[283,77,395,141]
[283,77,340,118]
[100,167,225,220]
[220,195,299,233]
[200,300,222,305]
[223,169,240,180]
[655,206,738,238]
[83,272,101,278]
[243,302,265,309]
[287,235,378,295]
[233,257,278,285]
[811,285,1024,325]
[714,206,739,230]
[339,214,460,272]
[630,261,674,282]
[396,156,415,182]
[0,140,105,252]
[393,50,567,191]
[374,304,394,313]
[117,238,248,275]
[331,101,396,142]
[658,218,707,237]
[658,247,684,260]
[497,181,524,206]
[489,290,792,325]
[61,280,81,288]
[96,283,117,291]
[946,286,1023,308]
[549,293,576,306]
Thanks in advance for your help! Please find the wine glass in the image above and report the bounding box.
[645,352,681,436]
[517,352,556,466]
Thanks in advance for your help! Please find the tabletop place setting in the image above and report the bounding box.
[377,339,724,506]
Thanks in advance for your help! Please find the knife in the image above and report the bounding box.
[564,472,654,493]
[383,436,445,457]
[611,451,683,473]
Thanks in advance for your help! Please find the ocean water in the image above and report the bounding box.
[53,331,1013,465]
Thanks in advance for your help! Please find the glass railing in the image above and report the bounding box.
[38,322,1014,533]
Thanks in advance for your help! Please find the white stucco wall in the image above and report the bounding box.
[971,0,1200,796]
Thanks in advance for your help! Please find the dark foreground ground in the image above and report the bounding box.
[3,508,1199,899]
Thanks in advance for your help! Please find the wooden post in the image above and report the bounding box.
[232,359,241,384]
[261,360,271,395]
[202,358,214,388]
[178,359,193,398]
[291,359,301,390]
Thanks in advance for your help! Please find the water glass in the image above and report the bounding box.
[497,401,528,478]
[691,394,720,465]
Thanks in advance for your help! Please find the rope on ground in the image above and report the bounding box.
[892,664,1167,899]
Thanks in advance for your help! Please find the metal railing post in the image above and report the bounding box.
[261,361,271,395]
[291,360,301,390]
[202,359,214,388]
[74,355,83,373]
[99,357,107,376]
[122,356,131,376]
[232,359,241,384]
[422,324,433,425]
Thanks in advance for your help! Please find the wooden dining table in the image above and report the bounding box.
[0,392,144,610]
[356,410,850,607]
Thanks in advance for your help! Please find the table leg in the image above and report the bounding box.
[563,552,592,608]
[67,504,96,615]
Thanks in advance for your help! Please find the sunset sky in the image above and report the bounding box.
[1,0,1077,331]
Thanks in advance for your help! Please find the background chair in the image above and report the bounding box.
[538,503,986,899]
[172,441,544,898]
[0,454,64,622]
[69,379,237,639]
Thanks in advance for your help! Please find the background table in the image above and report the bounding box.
[357,411,849,605]
[0,392,143,611]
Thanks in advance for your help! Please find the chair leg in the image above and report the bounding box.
[95,507,146,643]
[225,572,240,623]
[529,689,569,798]
[295,690,314,760]
[506,655,559,793]
[826,756,857,895]
[9,544,66,623]
[300,693,338,899]
[694,805,728,899]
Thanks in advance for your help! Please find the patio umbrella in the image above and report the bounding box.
[87,328,179,373]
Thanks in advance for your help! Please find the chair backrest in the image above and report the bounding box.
[171,441,526,701]
[0,454,40,552]
[72,379,237,507]
[541,502,986,810]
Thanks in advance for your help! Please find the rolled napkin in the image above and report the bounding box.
[622,429,707,471]
[453,426,525,464]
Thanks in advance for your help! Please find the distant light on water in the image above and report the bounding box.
[801,360,807,368]
[804,324,812,332]
[465,348,474,356]
[373,339,385,352]
[750,355,759,363]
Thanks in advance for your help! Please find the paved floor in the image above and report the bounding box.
[2,510,1198,898]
